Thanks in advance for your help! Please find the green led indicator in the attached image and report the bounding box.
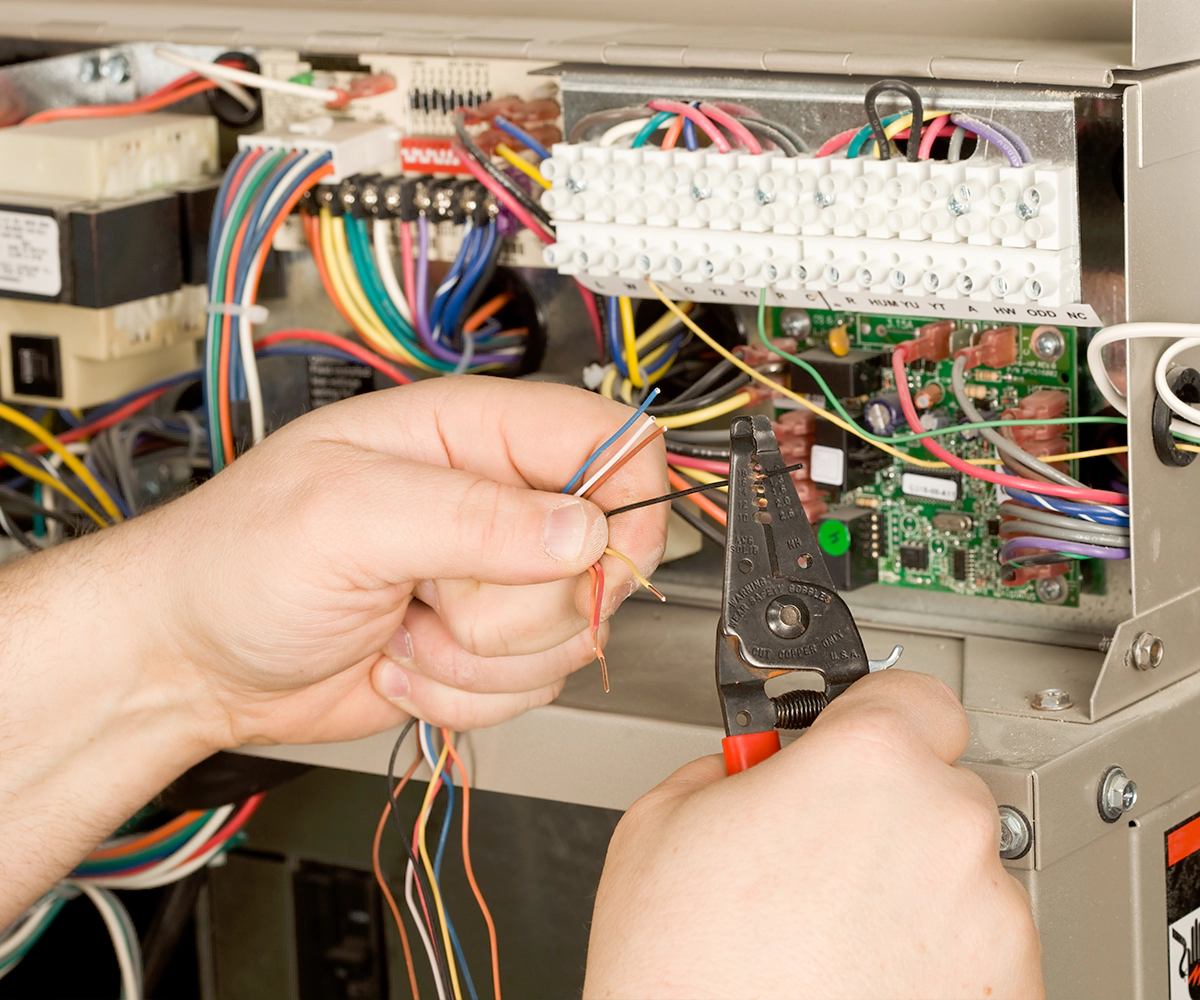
[818,519,851,557]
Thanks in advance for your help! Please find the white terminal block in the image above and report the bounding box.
[544,145,1082,310]
[238,118,400,183]
[0,113,218,200]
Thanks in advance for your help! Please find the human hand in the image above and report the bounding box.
[123,376,668,749]
[584,670,1044,999]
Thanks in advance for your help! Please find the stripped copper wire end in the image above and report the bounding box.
[604,546,667,602]
[587,561,609,693]
[597,647,610,693]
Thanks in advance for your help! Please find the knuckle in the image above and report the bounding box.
[454,477,517,559]
[829,706,915,759]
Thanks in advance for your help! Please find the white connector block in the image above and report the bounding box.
[238,118,399,182]
[0,113,218,200]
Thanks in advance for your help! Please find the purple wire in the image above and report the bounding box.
[1001,536,1129,562]
[968,115,1032,164]
[414,216,431,341]
[949,113,1023,167]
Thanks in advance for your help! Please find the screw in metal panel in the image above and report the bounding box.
[1034,575,1068,605]
[100,54,132,85]
[1127,632,1165,671]
[778,309,811,339]
[78,56,101,83]
[1031,688,1073,712]
[1099,636,1113,653]
[998,805,1032,860]
[1098,765,1138,822]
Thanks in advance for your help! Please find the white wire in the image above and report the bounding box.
[374,219,414,325]
[573,416,659,497]
[1086,322,1200,439]
[237,149,326,445]
[69,883,141,1000]
[1154,337,1200,428]
[598,117,654,147]
[405,860,446,1000]
[150,48,256,110]
[0,894,60,962]
[154,47,341,104]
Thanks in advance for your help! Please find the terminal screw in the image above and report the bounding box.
[1098,765,1138,823]
[78,56,101,83]
[998,805,1032,860]
[1128,632,1164,671]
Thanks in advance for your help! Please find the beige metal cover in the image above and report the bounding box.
[0,0,1195,87]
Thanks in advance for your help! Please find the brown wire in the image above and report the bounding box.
[373,751,424,1000]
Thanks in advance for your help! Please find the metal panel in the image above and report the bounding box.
[1132,0,1200,71]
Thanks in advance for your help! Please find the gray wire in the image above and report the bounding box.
[947,125,969,163]
[0,504,38,551]
[997,502,1129,538]
[950,356,1083,489]
[662,428,731,444]
[1003,519,1128,548]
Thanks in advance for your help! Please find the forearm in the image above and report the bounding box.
[0,524,226,926]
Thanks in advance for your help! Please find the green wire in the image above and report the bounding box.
[342,217,455,372]
[631,111,674,149]
[207,149,289,471]
[754,289,1129,446]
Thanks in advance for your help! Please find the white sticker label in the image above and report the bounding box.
[901,472,959,503]
[0,210,61,297]
[810,444,844,486]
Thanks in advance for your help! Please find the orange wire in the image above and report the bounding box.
[661,116,685,151]
[667,467,728,526]
[463,292,513,334]
[86,810,208,861]
[581,425,665,500]
[441,732,502,1000]
[21,79,217,124]
[374,751,424,1000]
[304,211,369,336]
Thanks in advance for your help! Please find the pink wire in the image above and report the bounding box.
[453,143,555,244]
[399,220,416,314]
[815,127,860,158]
[890,347,1128,505]
[576,279,605,361]
[646,99,730,153]
[667,452,730,474]
[918,114,950,160]
[697,102,762,153]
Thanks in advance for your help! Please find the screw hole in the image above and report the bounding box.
[735,711,751,727]
[755,511,772,524]
[797,553,813,569]
[1128,819,1140,828]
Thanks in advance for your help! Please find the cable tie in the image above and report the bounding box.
[205,302,270,323]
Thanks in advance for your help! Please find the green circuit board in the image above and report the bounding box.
[792,309,1092,607]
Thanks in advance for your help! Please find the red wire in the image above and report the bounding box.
[575,281,605,362]
[20,78,217,124]
[399,220,417,324]
[255,330,411,384]
[185,794,264,861]
[917,114,951,159]
[815,127,861,157]
[665,452,729,475]
[890,347,1128,505]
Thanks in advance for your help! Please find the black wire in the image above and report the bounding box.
[0,485,88,529]
[661,438,731,461]
[745,115,809,153]
[386,717,454,998]
[0,505,36,550]
[671,357,738,404]
[734,117,799,157]
[864,79,924,162]
[671,499,727,546]
[673,468,729,509]
[453,113,553,228]
[648,373,750,416]
[605,461,808,518]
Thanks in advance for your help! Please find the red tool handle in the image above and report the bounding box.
[722,731,781,775]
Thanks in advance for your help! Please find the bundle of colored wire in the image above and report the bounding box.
[205,145,337,470]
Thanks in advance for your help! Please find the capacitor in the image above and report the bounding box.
[914,383,944,409]
[919,410,951,432]
[827,326,851,357]
[864,394,904,436]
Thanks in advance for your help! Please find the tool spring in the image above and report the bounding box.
[771,689,827,730]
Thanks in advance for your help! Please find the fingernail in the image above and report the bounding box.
[543,501,588,562]
[414,580,439,612]
[378,659,411,701]
[385,625,414,663]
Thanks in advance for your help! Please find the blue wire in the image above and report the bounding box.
[492,115,551,161]
[438,223,498,341]
[643,333,685,376]
[683,101,700,151]
[423,724,480,1000]
[1002,486,1129,525]
[57,409,81,428]
[606,297,629,378]
[560,386,660,495]
[428,224,478,338]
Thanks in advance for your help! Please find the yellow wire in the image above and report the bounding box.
[634,307,690,350]
[318,211,420,366]
[619,297,643,388]
[417,741,464,1000]
[655,390,754,429]
[670,465,729,491]
[870,109,956,158]
[604,546,665,601]
[494,143,550,189]
[599,366,619,399]
[0,403,122,522]
[645,282,951,468]
[1,452,106,527]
